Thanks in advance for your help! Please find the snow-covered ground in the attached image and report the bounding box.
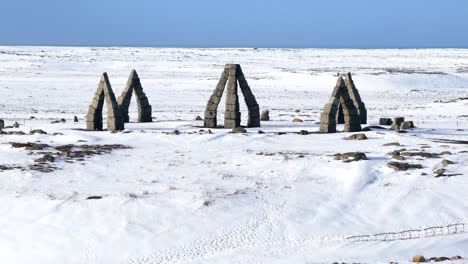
[0,47,467,264]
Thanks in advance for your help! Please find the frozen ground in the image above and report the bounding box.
[0,47,467,264]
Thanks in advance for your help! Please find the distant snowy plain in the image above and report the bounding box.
[0,47,467,264]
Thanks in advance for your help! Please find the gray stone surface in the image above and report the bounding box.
[117,70,152,123]
[0,119,4,129]
[344,73,367,124]
[86,73,124,131]
[260,110,270,121]
[390,117,405,130]
[319,76,361,133]
[204,64,260,128]
[379,118,392,125]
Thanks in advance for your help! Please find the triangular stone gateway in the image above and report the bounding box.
[335,73,367,124]
[204,64,260,128]
[319,76,361,133]
[117,70,152,123]
[86,73,125,131]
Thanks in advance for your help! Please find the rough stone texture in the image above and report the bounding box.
[292,118,303,122]
[117,70,152,123]
[347,133,368,140]
[74,116,79,122]
[260,110,270,121]
[387,162,422,171]
[231,127,247,133]
[343,73,367,124]
[390,117,405,130]
[400,121,414,130]
[379,118,392,125]
[0,119,4,129]
[319,76,361,133]
[86,73,124,131]
[334,152,367,162]
[412,255,426,262]
[204,64,260,128]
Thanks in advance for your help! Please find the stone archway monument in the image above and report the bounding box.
[204,64,260,128]
[117,70,152,123]
[319,75,362,133]
[86,73,125,131]
[335,73,367,125]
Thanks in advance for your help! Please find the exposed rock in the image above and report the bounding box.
[299,130,309,135]
[7,131,25,135]
[0,119,4,129]
[441,159,455,165]
[204,129,213,134]
[390,117,404,130]
[257,130,265,134]
[383,142,401,146]
[60,118,66,123]
[30,129,47,135]
[292,118,303,122]
[274,132,286,135]
[411,255,426,262]
[348,133,368,140]
[387,149,406,156]
[392,155,405,160]
[13,121,20,128]
[231,127,247,133]
[434,168,446,176]
[451,256,463,260]
[334,152,368,162]
[440,151,452,155]
[53,132,64,136]
[51,120,61,124]
[400,152,440,158]
[10,142,50,151]
[86,196,103,200]
[362,125,386,131]
[195,115,203,121]
[400,121,414,130]
[260,109,270,121]
[34,154,55,163]
[387,162,422,171]
[170,130,180,135]
[379,118,392,125]
[74,116,79,122]
[430,257,450,262]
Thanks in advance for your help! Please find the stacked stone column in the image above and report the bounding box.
[204,64,260,128]
[319,76,361,133]
[86,73,124,131]
[344,73,367,124]
[204,68,228,128]
[237,66,260,127]
[117,70,152,123]
[224,65,241,128]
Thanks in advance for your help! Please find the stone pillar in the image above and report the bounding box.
[319,76,361,133]
[117,70,152,123]
[344,73,367,124]
[224,64,241,128]
[86,73,124,131]
[204,68,229,128]
[237,65,260,127]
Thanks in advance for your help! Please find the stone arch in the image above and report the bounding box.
[117,70,152,123]
[204,64,260,128]
[86,73,124,131]
[335,73,367,124]
[319,76,361,133]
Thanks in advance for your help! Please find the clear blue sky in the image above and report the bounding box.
[1,0,467,48]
